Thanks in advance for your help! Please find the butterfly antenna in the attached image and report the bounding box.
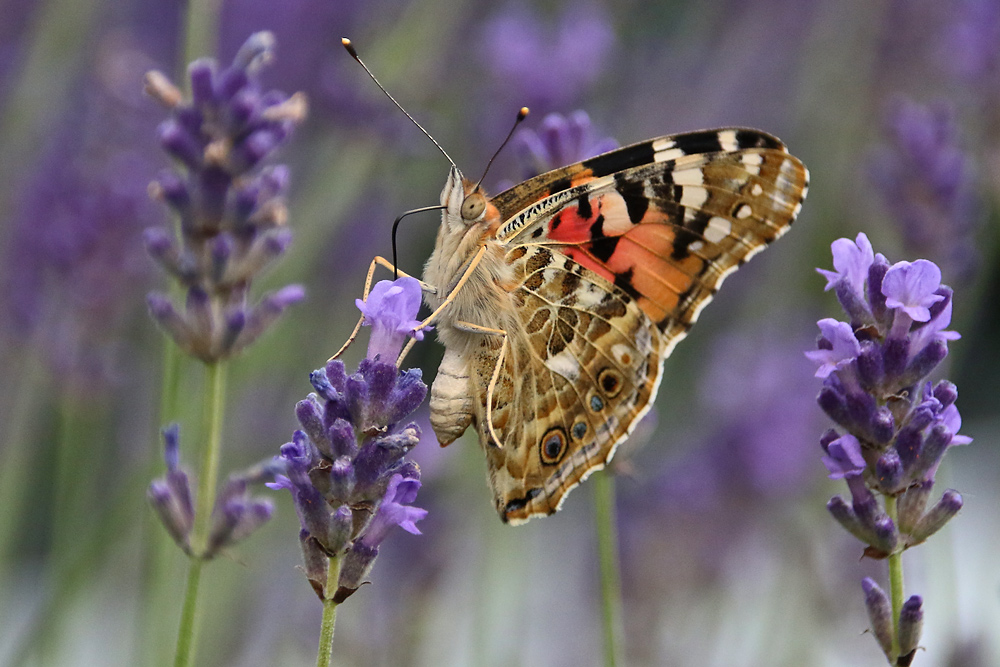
[474,106,529,192]
[342,37,457,169]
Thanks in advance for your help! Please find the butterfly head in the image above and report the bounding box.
[440,166,497,231]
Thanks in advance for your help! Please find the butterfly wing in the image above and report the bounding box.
[477,128,808,523]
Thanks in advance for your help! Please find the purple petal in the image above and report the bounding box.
[817,233,875,292]
[881,259,945,321]
[821,434,866,479]
[805,319,860,377]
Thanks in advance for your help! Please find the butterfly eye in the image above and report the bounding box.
[539,428,567,465]
[461,192,486,221]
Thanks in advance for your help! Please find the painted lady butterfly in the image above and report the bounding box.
[420,128,808,524]
[341,41,809,524]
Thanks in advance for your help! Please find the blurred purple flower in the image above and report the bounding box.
[480,4,614,113]
[870,97,979,283]
[805,318,860,378]
[942,0,1000,83]
[149,424,276,557]
[272,277,428,603]
[511,110,618,180]
[143,32,307,362]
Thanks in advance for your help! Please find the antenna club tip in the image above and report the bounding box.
[519,107,529,119]
[341,38,359,58]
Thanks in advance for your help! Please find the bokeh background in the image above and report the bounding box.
[0,0,997,665]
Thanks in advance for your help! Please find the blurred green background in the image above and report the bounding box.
[0,0,997,665]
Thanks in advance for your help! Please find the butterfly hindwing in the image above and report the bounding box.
[465,245,664,523]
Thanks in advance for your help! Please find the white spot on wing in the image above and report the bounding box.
[718,130,739,151]
[672,169,704,186]
[704,216,732,243]
[544,350,580,381]
[680,186,708,208]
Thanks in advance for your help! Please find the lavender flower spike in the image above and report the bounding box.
[144,32,307,363]
[273,276,429,603]
[809,234,972,661]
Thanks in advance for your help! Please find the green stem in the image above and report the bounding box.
[593,471,624,667]
[180,0,222,70]
[885,495,904,660]
[316,555,343,667]
[173,361,228,667]
[174,559,203,667]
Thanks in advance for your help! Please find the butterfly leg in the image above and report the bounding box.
[453,320,508,449]
[329,255,439,362]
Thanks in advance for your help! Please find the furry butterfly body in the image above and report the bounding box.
[420,127,808,524]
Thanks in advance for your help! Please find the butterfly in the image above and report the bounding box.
[402,126,809,524]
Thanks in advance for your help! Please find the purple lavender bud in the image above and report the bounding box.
[260,164,290,195]
[365,359,397,408]
[188,59,216,107]
[148,481,192,552]
[867,255,891,324]
[882,336,910,380]
[911,489,963,542]
[327,505,353,555]
[158,120,203,170]
[336,542,378,602]
[325,360,348,393]
[875,449,903,493]
[147,292,193,350]
[862,578,894,660]
[162,423,181,470]
[827,495,876,544]
[855,340,884,390]
[155,170,191,213]
[898,595,924,660]
[850,480,879,525]
[345,372,369,428]
[228,89,259,128]
[818,385,851,427]
[197,167,231,227]
[385,369,428,426]
[871,407,895,444]
[845,391,877,434]
[185,286,212,337]
[227,228,293,284]
[230,284,305,354]
[328,458,355,503]
[328,418,358,459]
[834,279,870,326]
[232,128,281,170]
[233,31,275,72]
[210,233,233,282]
[899,339,948,387]
[932,380,958,407]
[221,307,246,354]
[144,227,180,275]
[296,397,332,457]
[898,479,933,534]
[309,366,338,401]
[911,423,953,479]
[895,422,924,472]
[216,67,249,102]
[299,530,329,598]
[871,515,898,554]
